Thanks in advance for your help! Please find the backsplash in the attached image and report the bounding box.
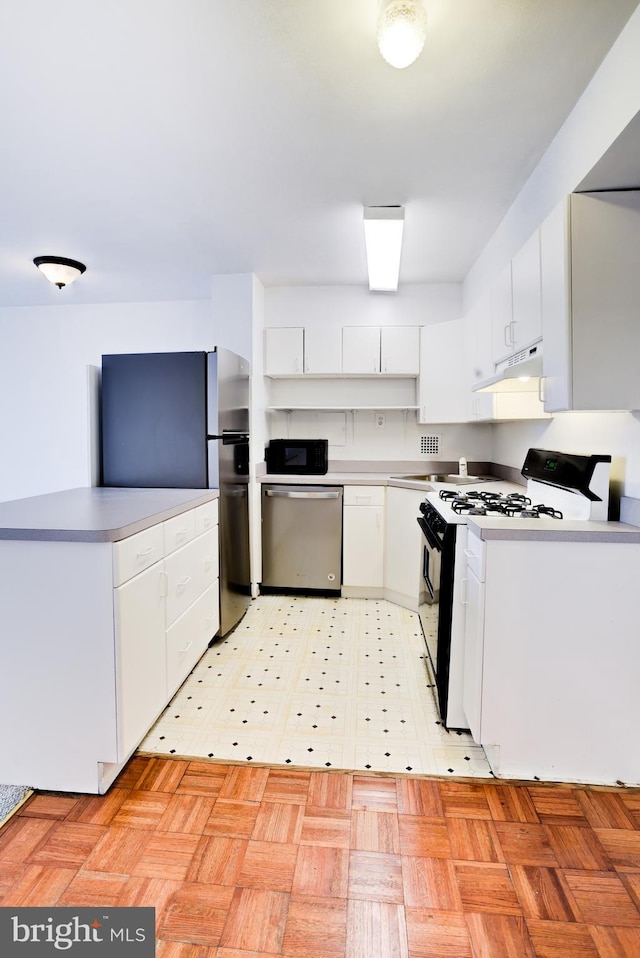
[491,410,640,502]
[267,409,492,465]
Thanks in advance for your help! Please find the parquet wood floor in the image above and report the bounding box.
[2,756,640,957]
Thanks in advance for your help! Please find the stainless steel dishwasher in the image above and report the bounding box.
[261,484,343,594]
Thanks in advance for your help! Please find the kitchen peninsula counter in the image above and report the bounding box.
[0,486,219,543]
[0,487,221,794]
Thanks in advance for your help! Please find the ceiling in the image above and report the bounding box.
[0,0,638,307]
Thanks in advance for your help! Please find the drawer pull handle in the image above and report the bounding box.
[136,546,155,557]
[177,576,192,591]
[177,640,193,655]
[464,549,478,559]
[176,528,190,538]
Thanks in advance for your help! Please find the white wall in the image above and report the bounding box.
[464,5,640,307]
[0,300,213,503]
[210,274,254,361]
[264,283,461,329]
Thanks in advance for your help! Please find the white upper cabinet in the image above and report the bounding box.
[464,294,496,421]
[464,286,549,423]
[490,263,513,364]
[490,231,542,366]
[511,228,542,352]
[380,326,420,374]
[265,325,421,378]
[541,190,640,412]
[304,326,342,374]
[264,327,303,375]
[342,325,420,375]
[342,326,381,373]
[418,320,470,423]
[540,199,572,412]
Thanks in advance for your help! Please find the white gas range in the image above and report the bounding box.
[417,449,612,731]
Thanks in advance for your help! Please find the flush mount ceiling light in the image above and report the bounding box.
[33,255,86,289]
[377,0,427,69]
[363,206,404,292]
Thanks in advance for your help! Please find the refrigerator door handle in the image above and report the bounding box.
[208,432,249,444]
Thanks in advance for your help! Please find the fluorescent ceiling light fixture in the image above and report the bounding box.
[33,255,86,289]
[364,206,404,291]
[377,0,427,69]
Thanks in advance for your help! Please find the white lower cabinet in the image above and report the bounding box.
[114,512,219,768]
[0,498,219,794]
[165,529,218,627]
[114,562,167,761]
[383,487,425,610]
[166,582,219,696]
[342,486,385,595]
[461,533,485,742]
[461,532,640,786]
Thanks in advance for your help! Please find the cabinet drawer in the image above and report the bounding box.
[165,529,218,627]
[195,499,219,536]
[464,530,486,582]
[113,523,164,587]
[164,509,197,556]
[343,486,385,507]
[166,582,219,695]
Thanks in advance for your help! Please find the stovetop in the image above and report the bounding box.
[438,489,564,520]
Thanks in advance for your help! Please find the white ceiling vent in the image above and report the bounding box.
[420,435,440,456]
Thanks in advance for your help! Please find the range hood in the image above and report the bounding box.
[473,341,543,393]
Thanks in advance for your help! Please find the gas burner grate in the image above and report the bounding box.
[442,490,563,520]
[533,505,563,519]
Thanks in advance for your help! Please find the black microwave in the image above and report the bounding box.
[265,439,328,475]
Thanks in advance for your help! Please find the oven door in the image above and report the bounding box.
[417,514,456,727]
[417,516,442,677]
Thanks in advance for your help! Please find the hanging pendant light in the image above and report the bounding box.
[377,0,427,69]
[33,256,86,289]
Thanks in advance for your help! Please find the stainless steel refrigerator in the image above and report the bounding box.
[100,348,251,635]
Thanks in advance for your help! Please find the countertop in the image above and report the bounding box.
[0,487,219,543]
[468,515,640,543]
[261,472,390,486]
[259,471,506,494]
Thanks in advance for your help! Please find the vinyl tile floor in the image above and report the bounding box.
[140,595,492,778]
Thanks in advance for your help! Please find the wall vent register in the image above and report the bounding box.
[420,435,440,456]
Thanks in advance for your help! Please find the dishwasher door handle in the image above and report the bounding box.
[264,489,342,499]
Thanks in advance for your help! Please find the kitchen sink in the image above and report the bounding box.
[394,474,496,485]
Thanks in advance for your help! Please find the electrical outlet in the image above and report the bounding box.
[375,413,386,429]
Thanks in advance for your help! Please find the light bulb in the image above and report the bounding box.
[377,0,427,69]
